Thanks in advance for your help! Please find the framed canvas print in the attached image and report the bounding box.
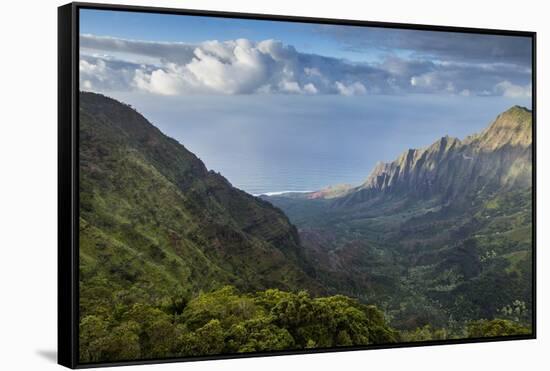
[58,2,536,368]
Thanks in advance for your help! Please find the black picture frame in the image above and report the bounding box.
[58,2,537,368]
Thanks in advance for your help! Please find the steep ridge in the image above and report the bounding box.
[79,92,322,317]
[337,106,532,208]
[264,106,533,330]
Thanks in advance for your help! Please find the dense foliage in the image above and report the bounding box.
[80,281,530,363]
[268,187,533,333]
[79,286,399,362]
[78,93,533,363]
[79,92,320,300]
[267,108,533,332]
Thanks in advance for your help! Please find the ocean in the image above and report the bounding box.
[110,92,531,195]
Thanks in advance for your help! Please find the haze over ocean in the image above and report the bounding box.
[79,9,532,195]
[108,92,531,195]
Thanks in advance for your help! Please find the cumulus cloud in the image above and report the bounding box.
[79,55,140,92]
[335,81,367,96]
[80,36,380,96]
[494,81,532,98]
[79,34,533,98]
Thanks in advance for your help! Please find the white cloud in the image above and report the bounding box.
[79,57,136,92]
[335,81,367,96]
[494,80,532,98]
[279,80,302,94]
[79,34,533,98]
[185,41,272,94]
[303,83,318,94]
[81,37,375,96]
[410,73,439,88]
[133,64,191,95]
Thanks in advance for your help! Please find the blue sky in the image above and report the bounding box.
[79,8,533,193]
[81,9,381,62]
[79,8,533,97]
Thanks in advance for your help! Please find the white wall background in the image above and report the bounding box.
[0,0,546,369]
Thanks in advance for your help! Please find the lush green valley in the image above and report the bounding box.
[79,93,532,363]
[265,106,533,333]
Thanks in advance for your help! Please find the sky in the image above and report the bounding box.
[79,8,533,193]
[79,9,532,97]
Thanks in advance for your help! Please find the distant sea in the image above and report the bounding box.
[110,92,532,196]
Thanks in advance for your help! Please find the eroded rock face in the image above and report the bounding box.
[260,105,533,331]
[337,106,532,208]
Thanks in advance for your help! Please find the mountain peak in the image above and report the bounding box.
[337,106,533,207]
[504,105,531,114]
[471,105,532,150]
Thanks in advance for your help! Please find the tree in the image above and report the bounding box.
[178,319,225,356]
[467,319,531,338]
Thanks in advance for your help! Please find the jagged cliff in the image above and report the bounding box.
[264,105,533,330]
[338,106,532,207]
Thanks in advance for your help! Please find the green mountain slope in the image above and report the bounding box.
[77,93,531,362]
[265,106,533,331]
[79,92,326,316]
[78,92,408,362]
